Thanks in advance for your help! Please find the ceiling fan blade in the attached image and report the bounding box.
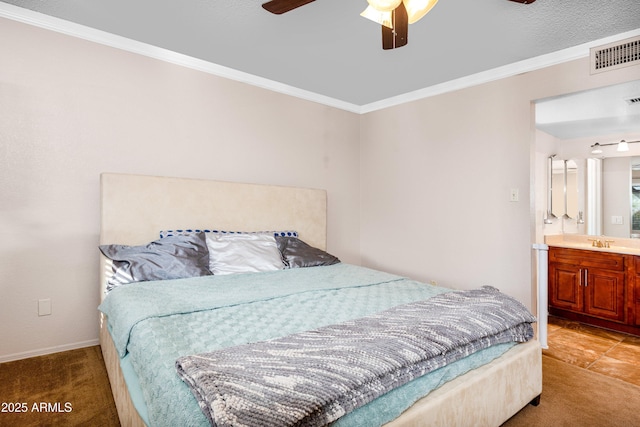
[507,0,536,3]
[382,3,408,50]
[262,0,316,14]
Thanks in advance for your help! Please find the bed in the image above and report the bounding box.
[98,173,542,427]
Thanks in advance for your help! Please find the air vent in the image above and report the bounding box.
[625,96,640,106]
[590,35,640,74]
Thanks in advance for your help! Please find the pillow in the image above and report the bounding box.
[205,233,285,275]
[275,236,340,268]
[99,232,211,292]
[159,229,298,239]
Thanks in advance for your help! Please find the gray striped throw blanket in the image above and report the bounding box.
[176,286,535,427]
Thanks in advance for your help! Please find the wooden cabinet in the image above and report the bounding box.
[549,262,584,312]
[635,257,640,327]
[548,246,637,335]
[584,268,625,321]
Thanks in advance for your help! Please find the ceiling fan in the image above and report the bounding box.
[262,0,536,50]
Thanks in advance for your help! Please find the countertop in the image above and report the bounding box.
[544,234,640,256]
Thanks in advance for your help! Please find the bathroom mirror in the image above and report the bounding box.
[536,79,640,237]
[548,157,579,220]
[565,160,578,220]
[550,158,565,218]
[587,155,640,238]
[631,160,640,237]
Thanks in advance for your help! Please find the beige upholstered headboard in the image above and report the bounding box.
[99,173,327,297]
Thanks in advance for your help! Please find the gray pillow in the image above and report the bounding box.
[275,236,340,268]
[100,232,211,292]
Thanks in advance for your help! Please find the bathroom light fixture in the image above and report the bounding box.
[617,140,629,152]
[590,139,640,154]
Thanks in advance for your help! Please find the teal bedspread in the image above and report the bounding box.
[99,264,517,427]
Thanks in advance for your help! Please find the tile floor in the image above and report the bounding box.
[544,316,640,387]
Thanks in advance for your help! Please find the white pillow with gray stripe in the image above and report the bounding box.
[205,233,285,275]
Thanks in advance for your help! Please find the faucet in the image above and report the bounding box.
[588,238,614,248]
[588,239,604,248]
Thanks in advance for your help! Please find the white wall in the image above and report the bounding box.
[360,59,640,312]
[1,16,639,362]
[0,18,361,361]
[360,78,533,306]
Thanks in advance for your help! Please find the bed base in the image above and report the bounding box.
[100,315,541,427]
[100,314,146,427]
[530,394,541,406]
[384,339,542,426]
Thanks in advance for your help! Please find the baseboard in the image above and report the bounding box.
[0,339,100,363]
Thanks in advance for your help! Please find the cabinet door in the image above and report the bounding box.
[585,269,626,322]
[549,263,583,312]
[636,274,640,326]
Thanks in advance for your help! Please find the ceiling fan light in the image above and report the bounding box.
[403,0,439,24]
[367,0,402,12]
[361,6,394,28]
[617,140,629,152]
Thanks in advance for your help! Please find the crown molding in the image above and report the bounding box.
[2,3,639,115]
[359,28,640,114]
[0,3,362,114]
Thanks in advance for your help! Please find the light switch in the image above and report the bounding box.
[611,216,624,225]
[510,188,519,202]
[38,299,51,316]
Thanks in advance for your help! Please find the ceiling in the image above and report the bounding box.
[2,0,640,106]
[1,0,639,138]
[536,79,640,140]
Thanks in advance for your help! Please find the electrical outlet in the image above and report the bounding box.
[510,188,519,202]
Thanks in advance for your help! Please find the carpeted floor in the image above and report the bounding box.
[2,345,640,426]
[0,346,119,427]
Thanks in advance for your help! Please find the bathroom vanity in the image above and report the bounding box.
[546,235,640,336]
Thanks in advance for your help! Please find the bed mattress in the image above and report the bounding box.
[99,263,530,427]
